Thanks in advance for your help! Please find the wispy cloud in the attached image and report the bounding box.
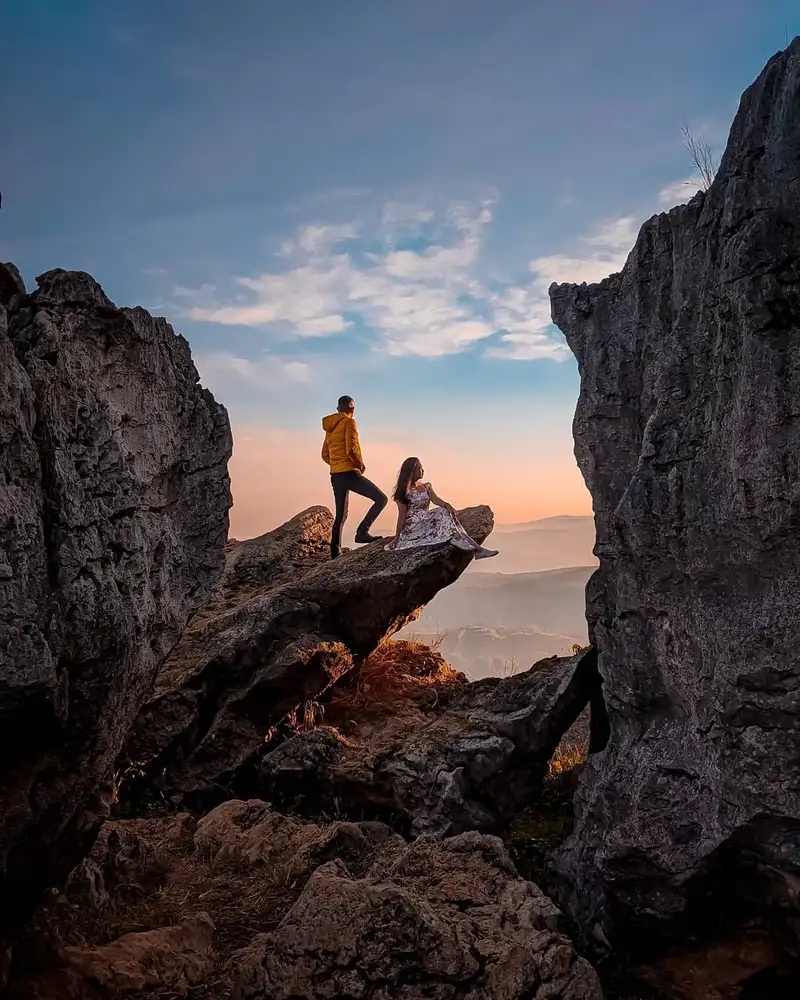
[180,198,523,359]
[295,223,358,255]
[580,216,639,251]
[195,350,311,394]
[177,197,651,364]
[487,216,636,360]
[658,176,703,206]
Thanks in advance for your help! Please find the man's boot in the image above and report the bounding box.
[354,526,383,544]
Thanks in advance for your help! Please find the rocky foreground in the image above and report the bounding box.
[10,797,601,1000]
[2,37,800,1000]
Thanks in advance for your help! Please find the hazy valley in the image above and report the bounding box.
[397,517,596,678]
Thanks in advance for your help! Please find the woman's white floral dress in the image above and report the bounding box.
[389,483,476,551]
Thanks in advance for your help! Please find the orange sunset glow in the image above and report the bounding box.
[227,424,592,540]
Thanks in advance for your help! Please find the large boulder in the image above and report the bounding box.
[124,504,494,802]
[0,267,231,935]
[550,41,800,953]
[232,831,602,1000]
[262,648,601,834]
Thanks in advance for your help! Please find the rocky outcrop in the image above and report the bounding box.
[124,505,494,802]
[225,505,334,598]
[262,648,600,834]
[635,928,793,1000]
[232,829,602,1000]
[0,267,231,934]
[192,798,405,873]
[550,41,800,953]
[10,802,601,999]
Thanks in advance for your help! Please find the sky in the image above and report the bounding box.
[2,1,798,538]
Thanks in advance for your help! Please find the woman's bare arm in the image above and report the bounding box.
[427,485,455,512]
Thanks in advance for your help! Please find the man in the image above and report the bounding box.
[322,395,387,558]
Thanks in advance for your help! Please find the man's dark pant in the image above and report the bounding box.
[330,471,387,557]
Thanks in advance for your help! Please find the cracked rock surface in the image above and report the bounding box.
[125,505,494,802]
[262,648,600,835]
[10,801,602,998]
[0,266,231,935]
[232,828,602,1000]
[550,40,800,953]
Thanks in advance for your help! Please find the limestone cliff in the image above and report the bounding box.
[550,41,800,952]
[0,267,232,934]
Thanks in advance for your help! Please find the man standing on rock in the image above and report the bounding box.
[322,395,387,558]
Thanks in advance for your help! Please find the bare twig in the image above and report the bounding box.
[681,124,718,191]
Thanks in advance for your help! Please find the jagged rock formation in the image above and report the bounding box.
[222,813,602,1000]
[10,802,601,999]
[0,266,231,935]
[225,505,334,596]
[125,505,494,802]
[262,648,600,834]
[550,40,800,954]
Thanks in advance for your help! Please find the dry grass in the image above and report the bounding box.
[548,708,590,782]
[285,699,325,733]
[549,741,588,779]
[321,638,466,731]
[12,822,304,1000]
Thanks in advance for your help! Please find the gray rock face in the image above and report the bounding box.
[550,41,800,953]
[262,649,600,835]
[0,267,231,933]
[124,505,495,802]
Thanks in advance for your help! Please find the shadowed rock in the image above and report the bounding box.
[124,505,494,802]
[0,262,25,311]
[262,648,599,834]
[232,830,602,1000]
[549,39,800,955]
[0,268,231,936]
[10,801,601,998]
[11,916,215,999]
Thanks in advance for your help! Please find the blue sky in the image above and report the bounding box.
[2,1,798,533]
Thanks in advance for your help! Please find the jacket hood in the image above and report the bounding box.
[322,412,350,432]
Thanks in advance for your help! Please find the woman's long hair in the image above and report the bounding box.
[393,457,423,504]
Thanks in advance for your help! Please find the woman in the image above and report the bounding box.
[386,457,498,559]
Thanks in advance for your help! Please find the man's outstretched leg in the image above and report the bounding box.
[349,473,388,543]
[330,473,350,558]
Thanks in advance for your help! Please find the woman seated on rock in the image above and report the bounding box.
[386,457,497,559]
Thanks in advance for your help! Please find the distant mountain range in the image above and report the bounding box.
[475,515,597,574]
[378,514,599,679]
[495,514,594,532]
[398,563,594,680]
[407,564,593,636]
[368,513,596,574]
